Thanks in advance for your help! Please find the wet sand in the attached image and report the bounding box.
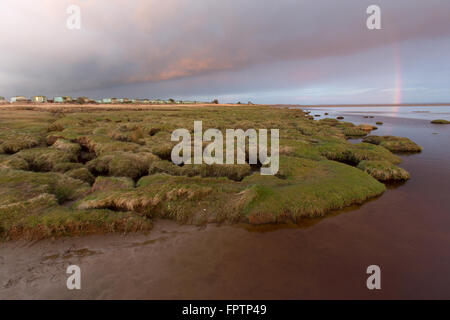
[1,109,449,299]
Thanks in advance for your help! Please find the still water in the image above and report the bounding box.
[1,106,449,299]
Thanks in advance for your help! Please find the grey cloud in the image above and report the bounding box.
[1,0,449,102]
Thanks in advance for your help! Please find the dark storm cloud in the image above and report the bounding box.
[1,0,449,103]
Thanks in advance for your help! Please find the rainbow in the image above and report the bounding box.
[394,45,402,107]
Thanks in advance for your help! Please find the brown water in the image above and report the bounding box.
[1,107,449,299]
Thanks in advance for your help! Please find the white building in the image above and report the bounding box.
[32,96,47,103]
[10,96,28,103]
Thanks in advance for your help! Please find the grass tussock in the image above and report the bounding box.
[10,147,79,172]
[1,199,151,241]
[0,134,41,154]
[363,135,423,153]
[92,176,135,192]
[65,167,95,184]
[0,168,89,205]
[319,140,402,165]
[149,160,252,181]
[342,127,369,138]
[430,119,450,124]
[357,160,410,181]
[86,152,158,180]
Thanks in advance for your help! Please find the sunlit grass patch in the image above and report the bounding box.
[357,160,410,182]
[363,135,422,153]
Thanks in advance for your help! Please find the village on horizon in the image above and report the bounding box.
[0,95,228,105]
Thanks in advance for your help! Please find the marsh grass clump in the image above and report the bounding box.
[0,134,41,154]
[75,135,141,156]
[52,162,84,173]
[363,135,422,153]
[149,160,252,181]
[92,176,135,192]
[241,157,386,223]
[319,141,401,165]
[87,152,158,180]
[47,122,64,132]
[342,127,368,138]
[109,126,145,144]
[12,147,79,172]
[65,167,95,184]
[357,124,377,132]
[319,118,339,126]
[0,200,151,241]
[77,157,386,225]
[149,127,162,136]
[51,139,81,154]
[148,159,184,176]
[78,174,245,223]
[0,168,89,205]
[0,157,30,170]
[150,143,175,160]
[357,160,410,181]
[431,119,450,124]
[184,163,252,181]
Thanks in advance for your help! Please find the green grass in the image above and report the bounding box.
[0,199,151,241]
[357,160,410,181]
[342,127,369,138]
[10,147,79,171]
[0,168,89,204]
[92,176,135,192]
[363,135,422,153]
[0,106,416,239]
[430,119,450,124]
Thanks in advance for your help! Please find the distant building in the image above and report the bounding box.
[134,99,150,104]
[54,96,72,103]
[102,98,112,104]
[10,96,29,103]
[76,96,90,104]
[32,96,47,103]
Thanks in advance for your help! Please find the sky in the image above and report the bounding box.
[1,0,450,104]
